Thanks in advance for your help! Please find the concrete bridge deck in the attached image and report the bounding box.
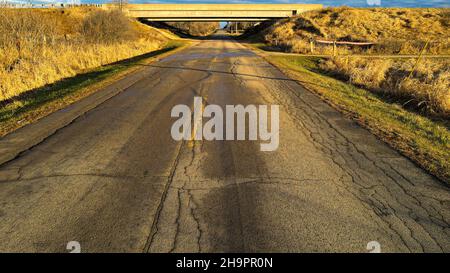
[112,4,323,21]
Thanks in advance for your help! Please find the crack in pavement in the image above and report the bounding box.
[143,140,184,253]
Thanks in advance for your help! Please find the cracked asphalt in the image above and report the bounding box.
[0,36,449,253]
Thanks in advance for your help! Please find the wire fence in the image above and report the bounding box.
[308,38,448,58]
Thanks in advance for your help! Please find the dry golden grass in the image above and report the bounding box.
[0,8,167,102]
[260,8,450,117]
[264,7,450,54]
[320,57,450,116]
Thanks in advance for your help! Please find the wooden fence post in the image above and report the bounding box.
[332,40,337,57]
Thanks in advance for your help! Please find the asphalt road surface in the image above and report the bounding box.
[0,36,449,253]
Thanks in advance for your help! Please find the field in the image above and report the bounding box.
[259,7,450,117]
[0,7,168,102]
[264,7,449,55]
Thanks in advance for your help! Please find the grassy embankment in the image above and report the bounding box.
[248,8,449,182]
[0,8,187,136]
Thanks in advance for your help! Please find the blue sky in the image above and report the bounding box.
[9,0,450,8]
[96,1,448,7]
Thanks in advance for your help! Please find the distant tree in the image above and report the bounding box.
[166,22,219,36]
[81,9,136,44]
[226,22,259,33]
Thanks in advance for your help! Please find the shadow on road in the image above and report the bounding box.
[143,63,330,90]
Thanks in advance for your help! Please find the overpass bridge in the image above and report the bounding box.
[110,4,323,22]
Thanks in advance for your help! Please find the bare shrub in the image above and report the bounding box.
[0,9,57,52]
[81,9,136,43]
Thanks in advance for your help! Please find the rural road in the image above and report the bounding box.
[0,34,449,253]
